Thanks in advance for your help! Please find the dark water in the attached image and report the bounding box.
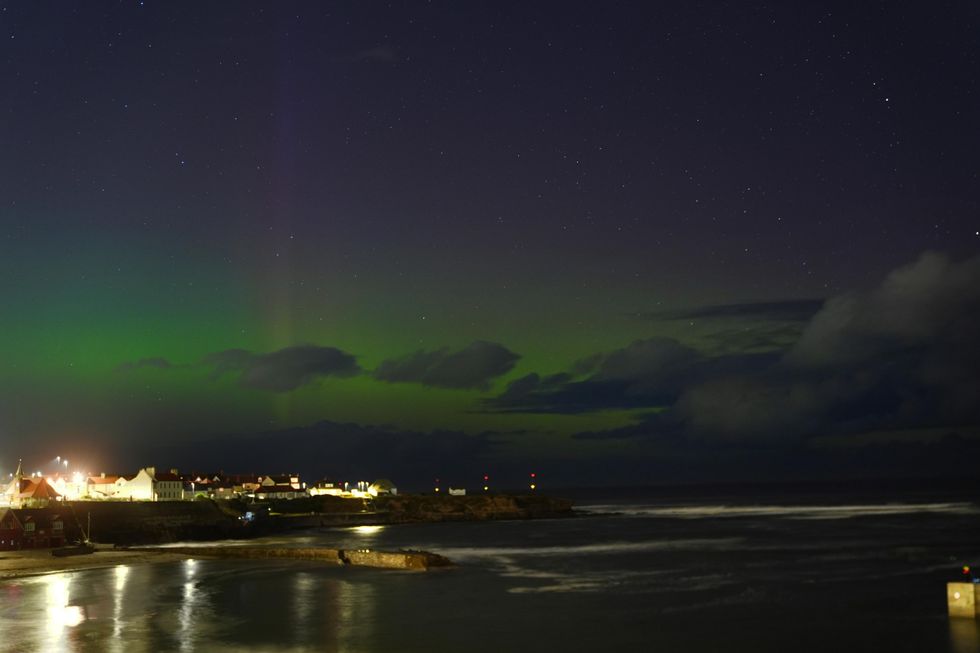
[3,486,980,652]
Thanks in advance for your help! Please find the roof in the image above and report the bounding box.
[16,478,61,500]
[0,508,22,529]
[154,473,181,482]
[88,476,119,484]
[263,474,298,483]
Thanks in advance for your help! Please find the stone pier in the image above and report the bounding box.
[131,545,452,570]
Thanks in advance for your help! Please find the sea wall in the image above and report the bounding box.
[63,494,574,545]
[72,500,243,545]
[133,545,452,570]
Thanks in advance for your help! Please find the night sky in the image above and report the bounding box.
[2,2,979,488]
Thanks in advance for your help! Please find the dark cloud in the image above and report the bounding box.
[203,345,361,392]
[650,299,825,322]
[116,357,174,372]
[702,323,806,354]
[496,253,980,448]
[374,341,519,390]
[485,336,776,414]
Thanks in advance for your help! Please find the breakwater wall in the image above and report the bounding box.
[63,494,575,545]
[132,545,452,570]
[68,500,243,545]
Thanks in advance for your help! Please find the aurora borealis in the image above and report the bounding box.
[2,2,979,488]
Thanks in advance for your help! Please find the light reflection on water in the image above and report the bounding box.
[110,565,129,651]
[43,575,83,650]
[0,561,382,653]
[950,618,980,653]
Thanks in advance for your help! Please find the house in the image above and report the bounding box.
[87,473,120,499]
[259,474,302,490]
[9,477,62,508]
[448,487,466,496]
[308,479,344,497]
[154,470,184,501]
[368,479,398,497]
[187,473,262,499]
[5,510,67,549]
[18,511,65,548]
[48,474,89,501]
[254,485,308,500]
[0,508,23,550]
[114,468,155,501]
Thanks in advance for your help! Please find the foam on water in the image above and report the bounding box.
[577,501,979,520]
[434,537,743,562]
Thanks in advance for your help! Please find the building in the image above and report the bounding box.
[4,477,62,509]
[48,473,89,501]
[154,470,184,501]
[308,479,344,497]
[87,474,121,499]
[259,474,302,490]
[368,479,398,496]
[254,485,308,500]
[114,468,155,501]
[0,508,23,550]
[15,510,66,549]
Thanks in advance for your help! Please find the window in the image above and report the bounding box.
[24,522,35,532]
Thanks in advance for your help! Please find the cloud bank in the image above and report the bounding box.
[204,345,361,392]
[375,341,520,390]
[491,252,980,445]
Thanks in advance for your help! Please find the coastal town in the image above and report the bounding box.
[0,458,395,551]
[1,457,564,553]
[2,458,398,508]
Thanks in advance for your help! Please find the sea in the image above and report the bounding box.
[2,482,980,653]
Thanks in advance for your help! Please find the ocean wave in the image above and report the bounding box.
[504,568,734,595]
[576,502,979,520]
[435,537,743,561]
[505,568,676,594]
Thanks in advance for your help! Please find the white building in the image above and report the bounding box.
[114,468,155,501]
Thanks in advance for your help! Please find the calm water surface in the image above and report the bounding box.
[3,487,980,652]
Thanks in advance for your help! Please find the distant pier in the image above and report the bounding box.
[130,545,453,570]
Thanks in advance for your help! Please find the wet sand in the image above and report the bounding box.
[0,548,190,580]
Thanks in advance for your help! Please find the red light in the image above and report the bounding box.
[483,475,489,481]
[530,473,536,478]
